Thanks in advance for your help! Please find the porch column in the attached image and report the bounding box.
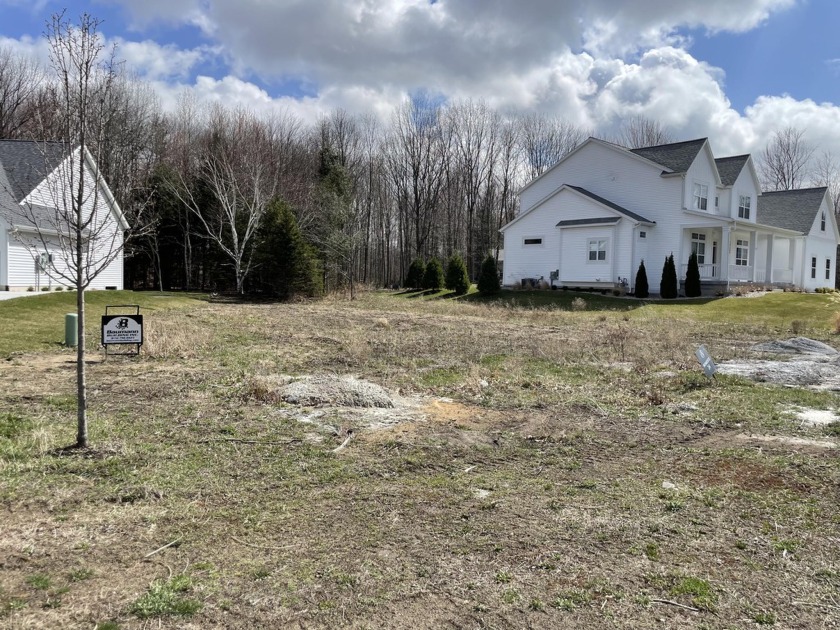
[720,226,731,284]
[749,230,757,282]
[765,234,774,284]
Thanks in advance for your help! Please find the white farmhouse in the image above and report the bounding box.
[500,137,839,294]
[0,140,127,291]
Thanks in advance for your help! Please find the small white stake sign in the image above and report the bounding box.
[695,344,717,378]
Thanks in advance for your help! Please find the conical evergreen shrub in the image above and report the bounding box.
[423,257,444,290]
[445,254,470,295]
[634,260,649,298]
[477,255,501,294]
[404,259,425,289]
[684,251,702,297]
[660,253,678,299]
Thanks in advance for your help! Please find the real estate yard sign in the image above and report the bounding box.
[102,305,143,355]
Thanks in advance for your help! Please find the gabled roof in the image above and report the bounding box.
[629,138,707,174]
[0,140,69,202]
[714,155,750,187]
[566,186,655,224]
[757,187,827,234]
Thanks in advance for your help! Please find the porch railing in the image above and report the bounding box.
[728,264,753,282]
[681,263,719,280]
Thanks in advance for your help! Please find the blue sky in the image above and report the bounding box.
[1,0,840,159]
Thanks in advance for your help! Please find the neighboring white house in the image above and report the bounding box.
[0,140,128,291]
[500,137,840,294]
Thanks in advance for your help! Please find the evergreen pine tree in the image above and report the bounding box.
[255,198,322,298]
[660,253,678,299]
[405,259,425,289]
[634,260,649,298]
[423,257,444,290]
[445,254,470,295]
[684,251,702,297]
[477,255,501,294]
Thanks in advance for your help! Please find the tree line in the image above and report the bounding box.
[1,39,837,297]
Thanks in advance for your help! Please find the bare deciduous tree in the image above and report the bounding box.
[1,13,142,448]
[759,126,815,191]
[617,115,673,149]
[518,113,587,179]
[811,150,840,214]
[168,105,279,293]
[0,46,44,138]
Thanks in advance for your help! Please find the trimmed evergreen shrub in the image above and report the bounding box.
[445,254,470,295]
[477,255,501,294]
[660,253,678,299]
[685,251,702,297]
[404,259,425,289]
[634,260,649,298]
[423,257,444,290]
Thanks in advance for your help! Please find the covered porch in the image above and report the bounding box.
[678,225,801,289]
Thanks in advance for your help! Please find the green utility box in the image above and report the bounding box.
[65,313,78,347]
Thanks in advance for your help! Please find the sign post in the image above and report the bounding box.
[102,305,143,356]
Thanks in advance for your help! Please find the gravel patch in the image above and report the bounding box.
[751,337,838,356]
[279,374,395,408]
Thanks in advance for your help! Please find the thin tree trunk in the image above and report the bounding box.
[76,259,87,448]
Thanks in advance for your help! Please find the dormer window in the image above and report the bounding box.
[738,195,751,220]
[693,183,708,211]
[821,210,826,231]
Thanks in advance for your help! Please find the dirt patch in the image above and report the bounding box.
[697,459,803,492]
[717,337,840,389]
[735,433,837,449]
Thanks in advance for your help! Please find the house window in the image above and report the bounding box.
[738,195,751,219]
[811,256,817,279]
[827,258,832,280]
[588,239,607,262]
[523,237,542,246]
[715,196,719,210]
[693,183,708,211]
[821,210,826,231]
[639,231,646,238]
[691,232,706,264]
[735,239,749,266]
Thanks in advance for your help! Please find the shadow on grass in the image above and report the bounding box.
[455,289,723,311]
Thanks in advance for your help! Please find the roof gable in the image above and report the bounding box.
[0,140,69,202]
[629,138,707,174]
[757,187,828,234]
[714,155,750,187]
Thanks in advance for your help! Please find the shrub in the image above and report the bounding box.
[477,255,500,295]
[422,258,444,290]
[445,254,470,295]
[571,297,587,311]
[404,259,425,289]
[635,260,649,298]
[27,286,34,292]
[660,253,678,299]
[684,252,701,297]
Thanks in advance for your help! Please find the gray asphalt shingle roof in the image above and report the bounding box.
[0,140,69,202]
[567,185,655,224]
[629,138,707,174]
[757,187,827,234]
[714,155,750,187]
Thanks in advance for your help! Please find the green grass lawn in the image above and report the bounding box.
[0,290,209,355]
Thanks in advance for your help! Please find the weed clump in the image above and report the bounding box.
[130,575,201,619]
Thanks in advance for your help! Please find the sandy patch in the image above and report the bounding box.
[736,433,836,449]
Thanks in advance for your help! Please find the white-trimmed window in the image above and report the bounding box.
[735,239,749,266]
[691,232,706,264]
[639,231,646,239]
[821,210,826,232]
[714,196,719,211]
[738,195,751,219]
[811,256,817,279]
[827,258,832,280]
[693,183,708,211]
[588,239,607,262]
[523,237,543,246]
